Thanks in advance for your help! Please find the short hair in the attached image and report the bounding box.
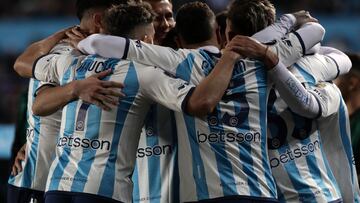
[103,3,155,38]
[175,2,215,44]
[216,11,228,37]
[347,53,360,75]
[76,0,131,20]
[227,0,275,36]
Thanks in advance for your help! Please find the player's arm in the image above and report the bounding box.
[253,11,318,43]
[13,28,71,78]
[140,48,241,116]
[32,70,125,116]
[75,34,191,75]
[266,22,325,67]
[230,35,322,118]
[319,46,352,79]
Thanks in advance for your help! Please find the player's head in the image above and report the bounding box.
[76,0,133,34]
[102,3,156,44]
[226,0,275,42]
[175,1,220,49]
[336,53,360,104]
[216,10,228,49]
[144,0,175,45]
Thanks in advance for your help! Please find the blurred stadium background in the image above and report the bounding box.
[0,0,359,202]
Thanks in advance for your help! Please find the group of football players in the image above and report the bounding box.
[7,0,360,203]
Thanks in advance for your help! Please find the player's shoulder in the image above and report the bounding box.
[50,42,73,55]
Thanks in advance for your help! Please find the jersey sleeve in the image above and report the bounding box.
[269,22,325,67]
[252,14,296,43]
[268,61,321,118]
[307,82,340,118]
[78,34,192,75]
[34,81,58,97]
[33,53,73,85]
[138,66,195,112]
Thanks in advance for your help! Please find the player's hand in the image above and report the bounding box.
[223,39,244,61]
[64,26,88,48]
[72,69,126,111]
[292,10,318,30]
[11,144,26,176]
[226,35,279,69]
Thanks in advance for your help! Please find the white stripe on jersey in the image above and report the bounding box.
[132,104,178,203]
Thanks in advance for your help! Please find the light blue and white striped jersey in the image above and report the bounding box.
[8,43,72,191]
[117,32,305,202]
[292,54,360,202]
[132,104,179,203]
[267,84,342,202]
[33,52,194,203]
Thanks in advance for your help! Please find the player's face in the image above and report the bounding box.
[225,19,236,44]
[149,0,175,45]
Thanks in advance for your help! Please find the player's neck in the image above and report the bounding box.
[183,38,219,50]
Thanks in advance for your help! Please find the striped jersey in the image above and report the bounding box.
[118,32,305,202]
[8,43,71,191]
[33,52,194,203]
[293,54,360,202]
[132,104,179,203]
[267,84,341,202]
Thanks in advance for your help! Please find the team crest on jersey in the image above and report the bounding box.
[135,40,142,48]
[281,37,293,47]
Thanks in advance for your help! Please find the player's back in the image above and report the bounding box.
[292,54,360,202]
[8,43,71,191]
[172,49,277,201]
[45,54,159,202]
[317,85,360,202]
[267,85,341,202]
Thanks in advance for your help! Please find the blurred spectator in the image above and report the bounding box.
[335,53,360,175]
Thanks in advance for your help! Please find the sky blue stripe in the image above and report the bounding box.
[301,135,333,201]
[49,59,78,190]
[277,139,316,202]
[254,62,277,197]
[338,98,355,184]
[48,101,77,190]
[292,113,330,200]
[98,62,139,197]
[70,57,116,192]
[182,115,209,200]
[293,63,316,86]
[175,54,208,199]
[146,106,161,203]
[318,130,341,197]
[132,163,140,202]
[207,105,237,196]
[70,105,102,192]
[21,79,40,188]
[175,53,195,82]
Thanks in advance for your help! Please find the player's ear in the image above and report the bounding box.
[142,35,153,44]
[93,12,103,33]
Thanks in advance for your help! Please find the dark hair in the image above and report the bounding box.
[175,2,216,44]
[216,11,228,37]
[347,52,360,75]
[103,3,155,38]
[76,0,131,20]
[227,0,275,36]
